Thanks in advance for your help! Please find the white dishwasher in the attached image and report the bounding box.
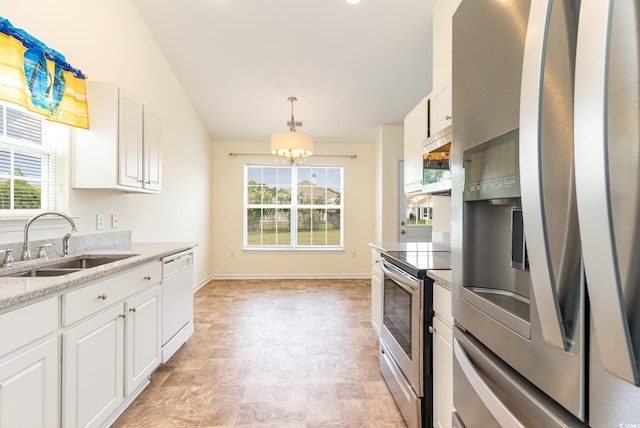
[161,250,194,363]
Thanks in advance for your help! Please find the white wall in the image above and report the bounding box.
[211,140,375,278]
[1,0,213,287]
[373,125,404,244]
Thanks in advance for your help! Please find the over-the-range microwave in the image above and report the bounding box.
[422,137,451,195]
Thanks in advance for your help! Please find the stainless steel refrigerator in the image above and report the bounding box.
[450,0,640,426]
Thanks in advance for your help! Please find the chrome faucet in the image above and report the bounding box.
[22,211,78,261]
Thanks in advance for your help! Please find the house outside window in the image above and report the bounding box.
[0,102,65,216]
[244,165,344,249]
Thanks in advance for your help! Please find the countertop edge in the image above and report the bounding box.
[0,242,197,310]
[427,269,452,288]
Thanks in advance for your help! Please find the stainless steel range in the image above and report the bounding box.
[379,250,450,428]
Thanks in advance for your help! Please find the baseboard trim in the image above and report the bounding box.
[208,273,371,280]
[193,274,215,292]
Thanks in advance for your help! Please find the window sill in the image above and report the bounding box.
[242,247,344,252]
[0,215,79,234]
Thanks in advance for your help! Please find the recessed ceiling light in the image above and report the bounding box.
[346,0,361,4]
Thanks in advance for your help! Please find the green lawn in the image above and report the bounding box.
[247,228,341,246]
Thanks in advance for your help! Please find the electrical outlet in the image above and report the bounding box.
[111,214,119,229]
[96,214,105,230]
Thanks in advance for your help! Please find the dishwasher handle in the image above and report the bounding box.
[163,252,193,278]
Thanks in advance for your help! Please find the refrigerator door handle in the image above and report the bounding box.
[574,0,639,385]
[453,338,525,428]
[519,0,568,351]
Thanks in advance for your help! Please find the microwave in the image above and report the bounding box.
[422,139,451,195]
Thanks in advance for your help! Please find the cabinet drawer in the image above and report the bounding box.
[0,297,58,357]
[434,281,453,326]
[371,249,381,265]
[62,261,161,326]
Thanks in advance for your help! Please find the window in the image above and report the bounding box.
[245,165,343,249]
[0,102,64,215]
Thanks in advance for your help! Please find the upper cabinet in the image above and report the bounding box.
[430,0,462,140]
[404,96,429,194]
[73,81,162,193]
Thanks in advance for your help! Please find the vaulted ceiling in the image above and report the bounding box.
[132,0,434,144]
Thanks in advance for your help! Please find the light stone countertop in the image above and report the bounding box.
[0,242,196,311]
[427,269,452,288]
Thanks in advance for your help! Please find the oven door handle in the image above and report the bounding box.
[381,261,419,294]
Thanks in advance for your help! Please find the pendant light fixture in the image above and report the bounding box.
[271,96,313,164]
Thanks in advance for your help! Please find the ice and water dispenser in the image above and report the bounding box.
[462,129,533,337]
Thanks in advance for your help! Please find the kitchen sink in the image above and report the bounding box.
[9,268,84,277]
[42,254,136,269]
[1,254,138,278]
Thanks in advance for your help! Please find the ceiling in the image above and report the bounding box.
[131,0,435,144]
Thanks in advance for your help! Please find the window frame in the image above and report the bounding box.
[243,164,344,251]
[0,102,69,219]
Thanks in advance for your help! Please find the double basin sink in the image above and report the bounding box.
[4,254,137,278]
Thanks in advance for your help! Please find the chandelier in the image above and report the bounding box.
[271,96,313,164]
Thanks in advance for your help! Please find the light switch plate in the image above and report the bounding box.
[111,214,119,229]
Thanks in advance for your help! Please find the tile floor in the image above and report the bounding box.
[112,278,407,427]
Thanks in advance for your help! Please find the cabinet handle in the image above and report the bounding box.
[97,293,108,300]
[129,307,137,313]
[144,275,152,280]
[445,115,452,120]
[428,325,436,334]
[119,313,126,319]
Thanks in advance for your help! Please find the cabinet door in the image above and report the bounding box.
[371,264,382,336]
[118,88,144,189]
[63,305,125,428]
[433,316,454,428]
[0,337,58,428]
[143,109,162,191]
[430,80,452,137]
[404,97,428,193]
[125,285,161,395]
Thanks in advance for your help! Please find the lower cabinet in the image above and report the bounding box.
[0,337,58,428]
[62,305,125,428]
[62,281,161,428]
[125,286,162,395]
[432,280,454,428]
[371,249,382,336]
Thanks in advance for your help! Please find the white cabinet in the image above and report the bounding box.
[432,280,454,428]
[430,0,462,140]
[73,81,162,193]
[125,286,161,395]
[61,262,162,428]
[370,249,382,336]
[430,79,452,138]
[0,297,58,428]
[0,338,58,428]
[117,88,144,188]
[62,304,125,428]
[142,109,162,191]
[404,97,429,193]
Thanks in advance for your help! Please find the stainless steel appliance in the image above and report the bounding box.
[452,0,640,426]
[379,249,450,428]
[161,250,194,363]
[574,0,640,425]
[451,0,586,426]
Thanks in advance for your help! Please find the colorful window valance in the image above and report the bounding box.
[0,17,89,129]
